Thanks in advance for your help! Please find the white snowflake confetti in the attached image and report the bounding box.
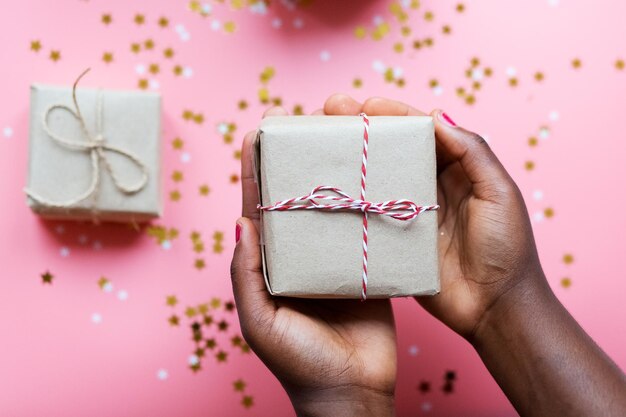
[161,240,172,250]
[533,190,544,201]
[539,127,550,140]
[117,290,128,301]
[181,152,191,163]
[3,127,13,138]
[188,354,200,366]
[157,369,169,380]
[149,79,160,90]
[135,64,146,75]
[549,111,560,121]
[505,66,517,77]
[103,282,114,293]
[320,50,331,62]
[372,60,386,74]
[91,313,102,324]
[408,345,420,356]
[471,68,484,81]
[533,211,545,223]
[392,67,404,78]
[210,20,221,31]
[60,246,70,257]
[182,67,193,78]
[432,86,444,96]
[217,123,229,135]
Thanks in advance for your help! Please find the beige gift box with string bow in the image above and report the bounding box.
[25,83,162,223]
[254,116,440,299]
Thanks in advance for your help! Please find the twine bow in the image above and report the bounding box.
[24,68,149,209]
[258,114,439,300]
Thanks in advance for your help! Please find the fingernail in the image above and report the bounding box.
[440,112,457,127]
[235,223,242,243]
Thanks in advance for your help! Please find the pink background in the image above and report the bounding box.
[1,0,625,416]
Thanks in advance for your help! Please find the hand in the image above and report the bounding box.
[321,95,547,342]
[231,105,396,417]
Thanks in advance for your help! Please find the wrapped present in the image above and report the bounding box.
[25,71,162,222]
[254,115,439,299]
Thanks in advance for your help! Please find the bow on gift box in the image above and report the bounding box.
[24,69,149,211]
[258,113,440,300]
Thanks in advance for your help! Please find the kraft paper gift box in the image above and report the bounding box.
[25,80,162,223]
[254,116,440,299]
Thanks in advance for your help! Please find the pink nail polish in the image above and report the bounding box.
[235,224,241,243]
[441,112,457,127]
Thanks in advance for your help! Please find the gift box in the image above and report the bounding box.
[254,115,439,299]
[25,77,162,223]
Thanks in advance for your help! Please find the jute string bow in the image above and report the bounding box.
[24,69,149,210]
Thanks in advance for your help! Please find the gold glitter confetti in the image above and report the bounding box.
[194,259,205,270]
[616,59,625,70]
[210,298,221,309]
[241,396,254,408]
[412,40,422,49]
[102,52,114,64]
[163,48,174,59]
[484,67,493,77]
[193,113,204,124]
[528,137,538,147]
[393,42,404,53]
[563,254,574,264]
[465,94,476,105]
[233,379,246,392]
[534,72,545,82]
[173,65,183,76]
[158,16,169,28]
[171,171,184,182]
[456,3,466,13]
[230,174,239,183]
[233,150,241,159]
[224,21,236,33]
[30,40,41,52]
[194,242,205,253]
[354,26,367,39]
[185,306,198,317]
[41,271,53,284]
[259,66,275,84]
[199,184,210,196]
[401,26,411,37]
[134,14,145,25]
[424,11,434,21]
[98,277,110,289]
[168,315,180,326]
[216,351,228,362]
[224,301,235,312]
[442,25,452,34]
[49,50,61,62]
[571,58,582,69]
[524,161,535,171]
[101,14,112,25]
[169,190,181,201]
[130,43,141,54]
[353,78,362,88]
[372,22,390,41]
[147,225,179,245]
[561,277,572,288]
[544,207,554,218]
[149,63,160,74]
[237,100,248,110]
[508,78,518,87]
[144,39,155,50]
[172,137,184,150]
[231,335,242,346]
[166,295,178,306]
[138,79,148,89]
[293,105,304,115]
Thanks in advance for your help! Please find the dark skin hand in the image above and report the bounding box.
[231,95,626,416]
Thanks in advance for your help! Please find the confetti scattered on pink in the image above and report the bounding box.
[0,1,625,416]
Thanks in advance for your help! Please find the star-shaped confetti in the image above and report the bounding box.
[171,171,184,182]
[169,190,181,201]
[241,395,254,408]
[563,253,574,264]
[134,14,145,25]
[198,184,210,196]
[166,295,178,306]
[216,350,228,362]
[41,271,54,284]
[572,58,582,69]
[163,48,174,59]
[158,16,169,28]
[561,277,572,288]
[144,39,154,50]
[101,14,112,25]
[168,315,180,326]
[49,50,61,62]
[194,259,206,270]
[102,52,114,64]
[130,43,141,54]
[30,40,41,52]
[233,379,246,392]
[616,59,625,70]
[172,137,184,150]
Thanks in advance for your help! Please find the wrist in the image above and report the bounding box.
[287,385,395,417]
[471,270,558,351]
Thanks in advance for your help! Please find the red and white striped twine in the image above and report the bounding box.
[258,113,439,300]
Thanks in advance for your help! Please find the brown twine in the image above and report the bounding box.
[24,69,149,214]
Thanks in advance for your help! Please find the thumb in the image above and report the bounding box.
[432,109,514,201]
[230,217,276,339]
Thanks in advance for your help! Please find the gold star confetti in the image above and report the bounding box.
[571,58,582,69]
[271,97,282,106]
[171,170,184,182]
[424,11,434,21]
[412,40,422,50]
[534,72,545,82]
[185,307,198,318]
[169,190,181,201]
[218,320,229,331]
[49,50,61,62]
[231,335,242,346]
[134,14,145,25]
[205,338,216,349]
[484,67,493,77]
[168,315,180,326]
[241,395,254,408]
[561,277,572,288]
[401,26,411,37]
[101,14,112,25]
[182,110,193,120]
[293,104,304,115]
[354,26,366,39]
[442,25,452,34]
[102,52,114,64]
[166,295,178,306]
[216,350,228,362]
[138,78,148,89]
[144,39,155,50]
[199,184,210,196]
[393,42,404,53]
[158,16,169,27]
[213,231,224,242]
[172,137,184,150]
[41,271,53,284]
[233,150,241,160]
[224,21,236,33]
[173,65,183,76]
[353,78,362,88]
[203,315,213,326]
[98,277,110,289]
[210,298,221,309]
[544,208,555,218]
[456,3,466,13]
[424,37,434,47]
[524,161,535,171]
[230,174,239,183]
[194,259,206,270]
[616,59,625,70]
[224,301,235,312]
[260,66,275,84]
[193,242,205,253]
[30,40,42,52]
[528,137,538,147]
[193,113,204,124]
[149,63,160,74]
[465,94,476,105]
[508,77,519,87]
[130,43,141,54]
[233,379,246,392]
[563,253,574,264]
[163,48,174,59]
[237,100,248,110]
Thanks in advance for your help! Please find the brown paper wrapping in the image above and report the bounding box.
[26,84,162,222]
[255,116,439,299]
